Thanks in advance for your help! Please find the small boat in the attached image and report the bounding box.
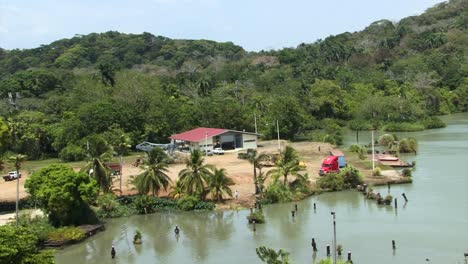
[379,157,399,161]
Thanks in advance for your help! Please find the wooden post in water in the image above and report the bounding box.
[394,198,398,209]
[402,193,408,202]
[313,203,316,211]
[291,210,295,217]
[392,240,396,250]
[347,251,352,262]
[311,238,317,252]
[295,204,298,212]
[253,220,256,232]
[326,245,331,256]
[387,182,391,192]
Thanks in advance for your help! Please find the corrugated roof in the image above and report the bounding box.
[169,127,228,142]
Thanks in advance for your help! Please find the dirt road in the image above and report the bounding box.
[0,141,333,207]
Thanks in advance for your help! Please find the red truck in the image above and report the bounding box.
[319,156,340,176]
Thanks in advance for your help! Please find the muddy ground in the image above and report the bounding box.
[0,140,403,209]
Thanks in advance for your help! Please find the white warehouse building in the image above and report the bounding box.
[169,127,259,152]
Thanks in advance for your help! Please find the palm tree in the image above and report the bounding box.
[255,171,268,197]
[132,147,172,197]
[247,150,268,194]
[267,146,303,185]
[169,180,184,199]
[206,168,234,202]
[178,150,213,198]
[81,136,114,193]
[9,154,27,227]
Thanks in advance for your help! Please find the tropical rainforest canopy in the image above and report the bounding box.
[0,0,466,160]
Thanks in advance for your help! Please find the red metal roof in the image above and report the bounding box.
[170,127,228,142]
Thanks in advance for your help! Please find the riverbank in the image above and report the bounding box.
[0,140,412,210]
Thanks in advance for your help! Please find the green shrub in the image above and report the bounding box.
[47,227,85,242]
[383,122,425,132]
[399,138,417,153]
[176,196,215,211]
[247,210,265,224]
[132,195,157,214]
[16,214,54,243]
[373,167,382,176]
[340,166,363,188]
[421,117,446,129]
[317,173,345,191]
[349,144,367,159]
[96,194,135,218]
[263,183,294,204]
[58,144,86,162]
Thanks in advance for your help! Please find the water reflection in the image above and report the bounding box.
[56,114,468,264]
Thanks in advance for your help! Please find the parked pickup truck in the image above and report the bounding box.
[213,148,225,155]
[3,171,22,181]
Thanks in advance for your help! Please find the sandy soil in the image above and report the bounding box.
[0,140,404,209]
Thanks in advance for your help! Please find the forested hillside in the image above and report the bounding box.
[0,0,467,160]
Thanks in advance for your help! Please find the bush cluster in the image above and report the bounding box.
[317,166,363,191]
[96,194,215,218]
[47,227,85,242]
[263,183,294,204]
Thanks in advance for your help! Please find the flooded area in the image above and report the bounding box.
[56,113,468,264]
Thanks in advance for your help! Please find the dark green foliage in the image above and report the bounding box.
[256,246,291,264]
[176,196,215,211]
[383,122,426,132]
[317,173,345,191]
[58,144,86,162]
[0,225,56,264]
[263,182,294,204]
[0,1,465,160]
[15,214,55,243]
[318,166,363,190]
[340,166,363,188]
[421,117,446,129]
[247,210,266,224]
[96,194,135,218]
[47,227,85,243]
[123,195,214,214]
[24,164,99,226]
[0,198,35,212]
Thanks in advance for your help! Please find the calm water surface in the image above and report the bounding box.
[56,114,468,264]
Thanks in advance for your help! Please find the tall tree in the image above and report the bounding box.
[178,150,213,197]
[25,164,99,226]
[81,135,114,193]
[267,146,303,185]
[132,147,172,197]
[247,150,268,194]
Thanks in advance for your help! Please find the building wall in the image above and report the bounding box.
[242,134,257,149]
[191,137,214,152]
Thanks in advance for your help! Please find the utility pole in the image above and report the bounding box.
[16,167,19,227]
[119,155,123,196]
[276,120,280,152]
[371,129,375,171]
[205,131,208,156]
[331,211,337,264]
[254,113,258,135]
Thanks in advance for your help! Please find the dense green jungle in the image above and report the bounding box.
[0,0,466,160]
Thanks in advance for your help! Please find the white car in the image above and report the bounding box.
[213,148,225,155]
[3,171,22,181]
